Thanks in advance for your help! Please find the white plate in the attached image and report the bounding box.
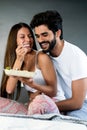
[4,69,35,78]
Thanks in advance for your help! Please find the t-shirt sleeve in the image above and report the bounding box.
[71,49,87,80]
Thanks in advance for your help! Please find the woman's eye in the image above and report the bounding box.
[20,37,24,39]
[28,35,33,38]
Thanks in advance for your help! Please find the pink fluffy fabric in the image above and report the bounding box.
[28,94,59,115]
[0,97,27,114]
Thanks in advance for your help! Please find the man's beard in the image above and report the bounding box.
[39,37,56,53]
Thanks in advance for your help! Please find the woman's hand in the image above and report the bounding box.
[16,44,28,62]
[19,77,34,87]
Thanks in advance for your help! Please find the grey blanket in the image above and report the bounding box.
[0,113,87,128]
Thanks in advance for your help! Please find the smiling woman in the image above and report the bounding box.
[0,22,59,116]
[1,22,37,100]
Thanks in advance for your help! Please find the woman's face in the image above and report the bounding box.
[17,27,34,52]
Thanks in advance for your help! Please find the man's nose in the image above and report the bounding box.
[37,35,44,43]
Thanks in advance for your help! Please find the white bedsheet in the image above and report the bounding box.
[0,113,87,130]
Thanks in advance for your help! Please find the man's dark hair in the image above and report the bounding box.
[30,10,63,39]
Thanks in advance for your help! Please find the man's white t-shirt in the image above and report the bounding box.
[51,40,87,100]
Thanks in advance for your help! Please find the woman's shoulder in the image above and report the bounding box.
[37,49,49,57]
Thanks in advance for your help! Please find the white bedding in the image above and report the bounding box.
[0,113,87,130]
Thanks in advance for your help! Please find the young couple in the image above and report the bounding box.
[1,10,87,120]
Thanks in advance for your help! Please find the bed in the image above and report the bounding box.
[0,113,87,130]
[0,97,87,130]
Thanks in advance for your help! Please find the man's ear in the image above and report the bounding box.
[56,29,61,37]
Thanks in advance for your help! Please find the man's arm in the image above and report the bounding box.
[56,78,87,112]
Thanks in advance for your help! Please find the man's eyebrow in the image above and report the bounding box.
[35,32,48,36]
